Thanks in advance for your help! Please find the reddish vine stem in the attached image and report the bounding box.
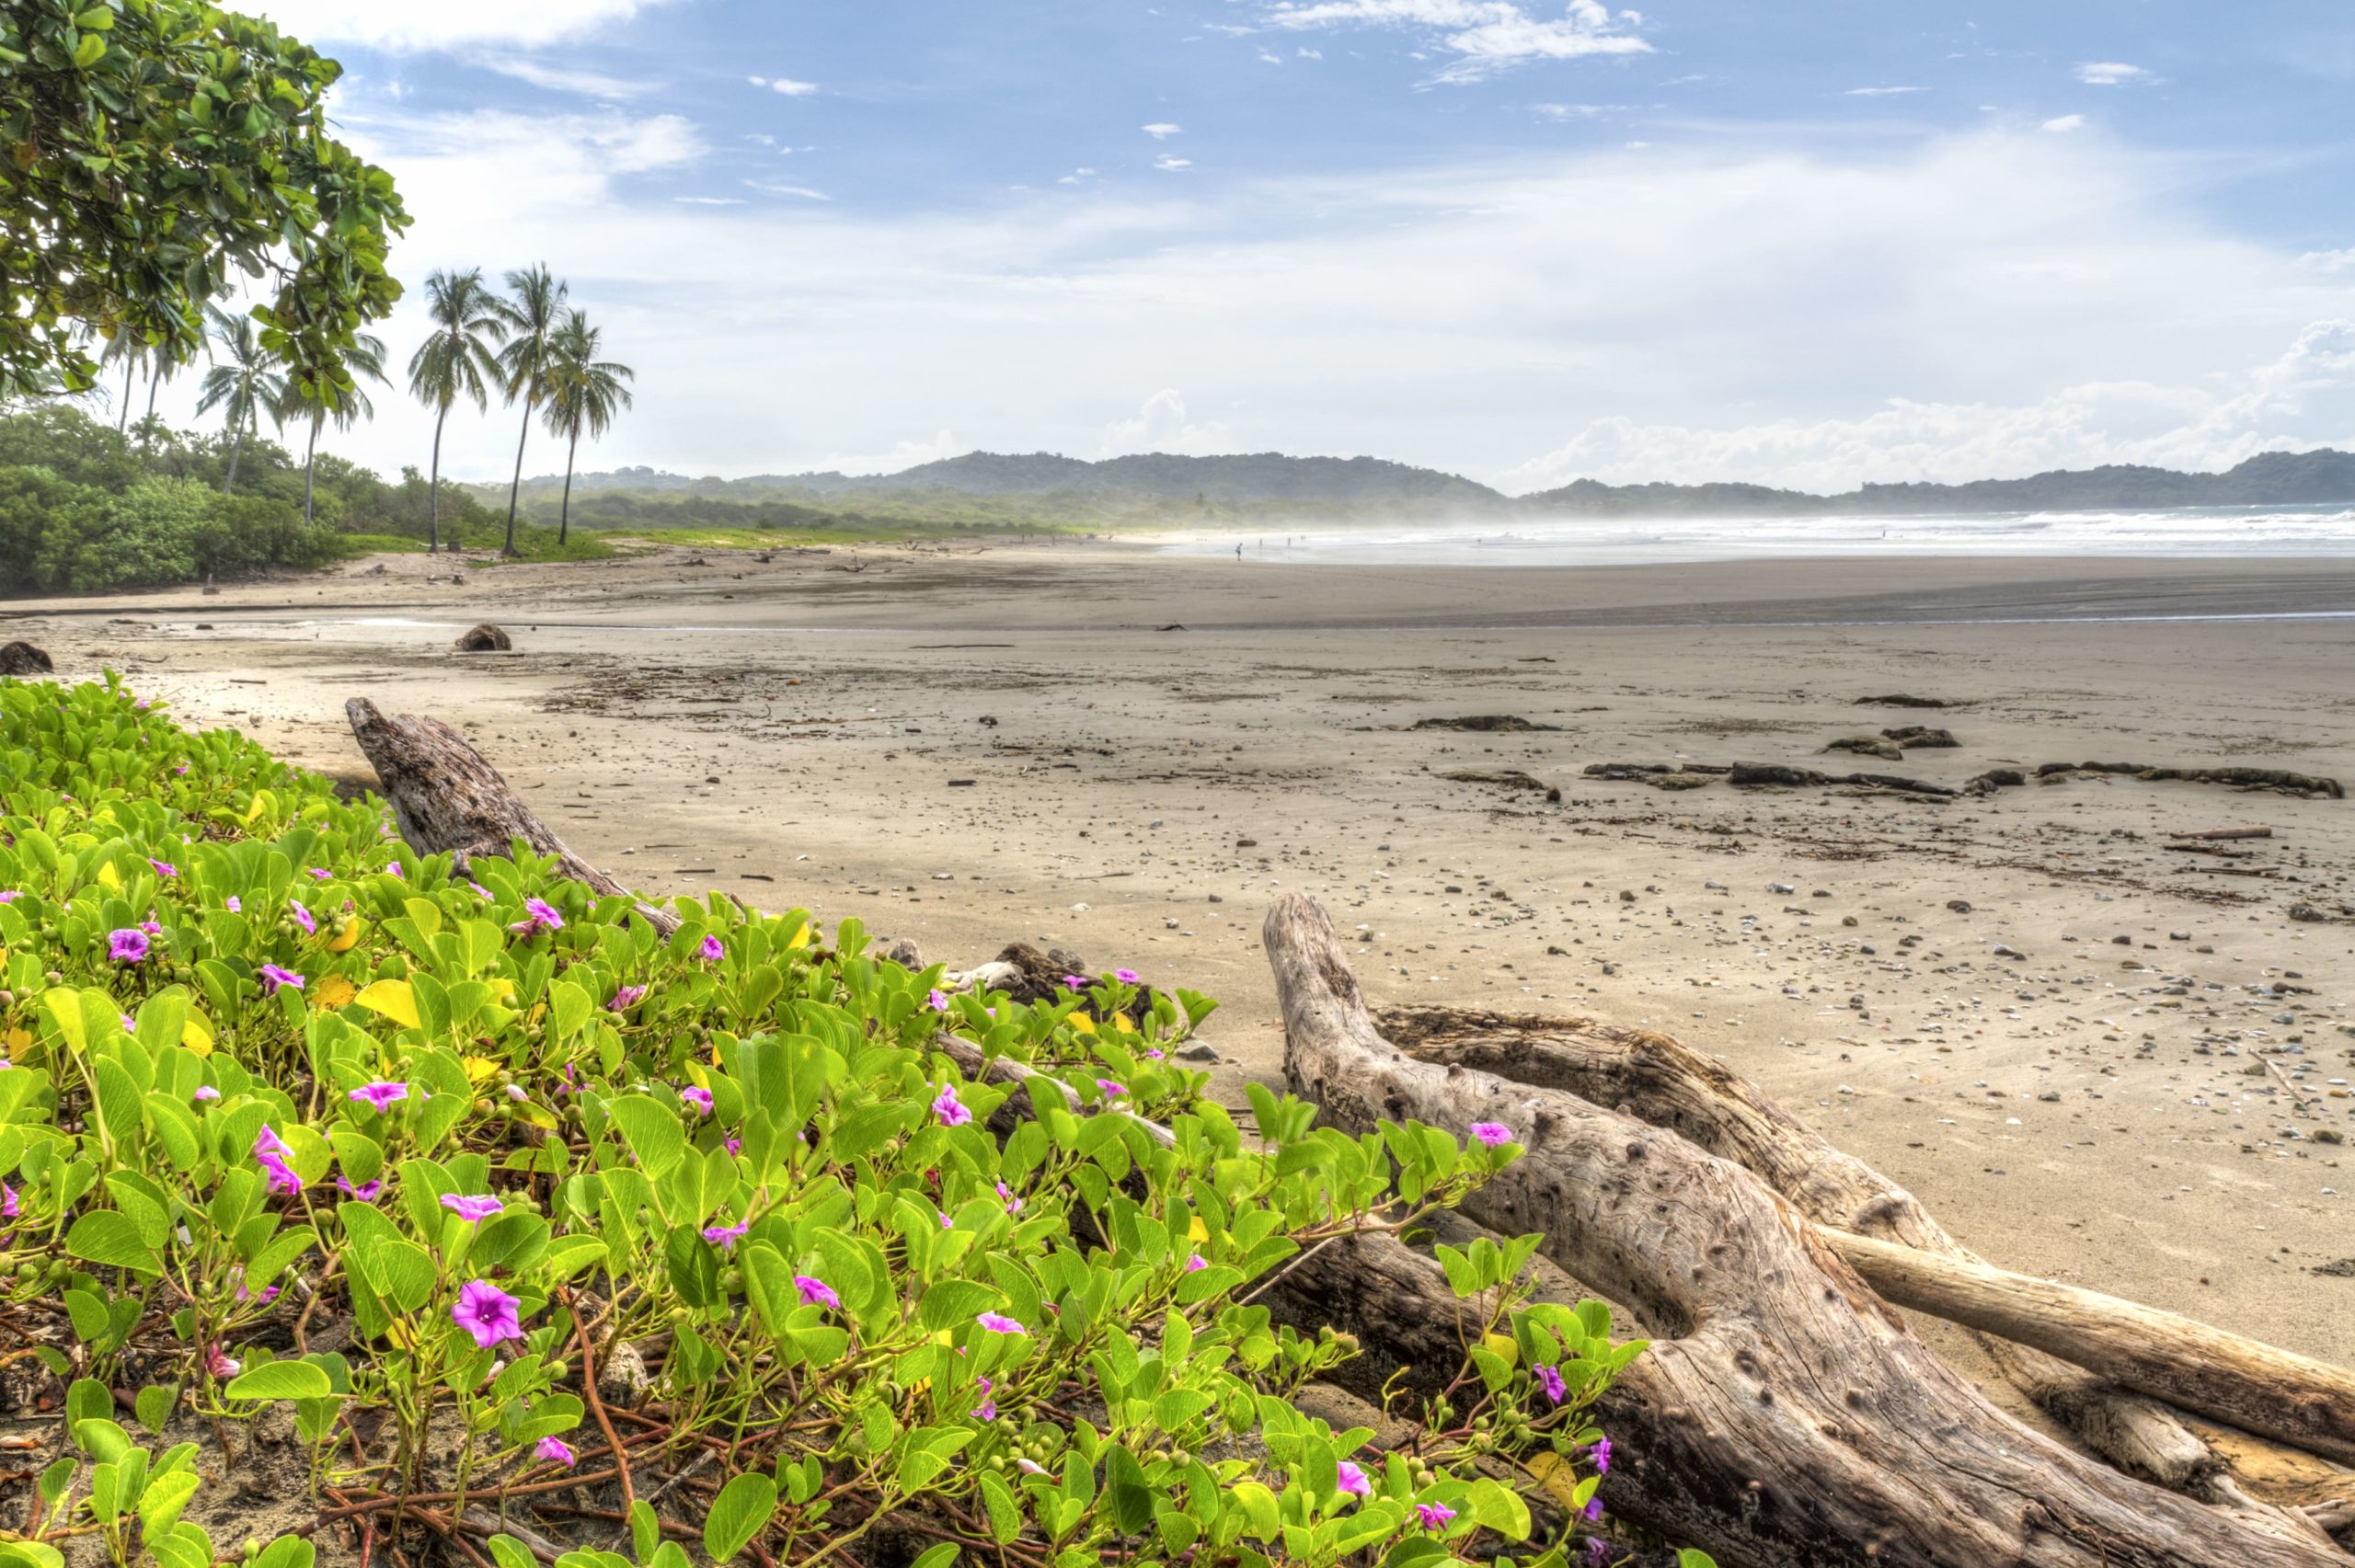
[557,1284,636,1516]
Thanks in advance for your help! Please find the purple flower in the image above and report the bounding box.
[336,1177,385,1202]
[976,1311,1025,1335]
[926,989,950,1013]
[1115,968,1139,984]
[680,1085,714,1116]
[1143,1048,1165,1060]
[1471,1122,1512,1148]
[974,1375,995,1422]
[699,933,724,961]
[1416,1503,1455,1530]
[452,1280,525,1348]
[119,1013,134,1035]
[1059,975,1086,992]
[441,1194,503,1221]
[0,1183,17,1220]
[385,862,403,879]
[207,1345,239,1379]
[289,901,316,934]
[1095,1078,1128,1099]
[932,1088,971,1127]
[149,859,178,879]
[1535,1363,1566,1404]
[1590,1436,1612,1475]
[1587,1539,1610,1566]
[469,882,493,899]
[109,928,151,963]
[608,984,648,1012]
[256,1126,292,1159]
[725,1137,742,1156]
[995,1181,1024,1215]
[258,964,304,997]
[510,898,564,935]
[350,1082,408,1111]
[1582,1498,1603,1524]
[224,895,241,913]
[139,918,161,936]
[1186,1253,1207,1273]
[257,1150,303,1196]
[795,1274,840,1309]
[702,1221,750,1251]
[193,1086,220,1103]
[0,891,16,903]
[1336,1460,1371,1498]
[536,1436,576,1467]
[308,867,331,882]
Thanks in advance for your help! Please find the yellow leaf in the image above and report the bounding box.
[327,917,365,954]
[1524,1451,1585,1516]
[1069,1013,1097,1036]
[41,988,85,1051]
[97,861,121,889]
[486,978,516,1003]
[244,788,275,826]
[787,922,812,951]
[517,1102,560,1131]
[463,1055,500,1084]
[353,979,419,1031]
[179,1015,213,1057]
[1481,1332,1520,1368]
[312,974,358,1011]
[1187,1216,1209,1243]
[1112,1013,1134,1034]
[3,1025,29,1059]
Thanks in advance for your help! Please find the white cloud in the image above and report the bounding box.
[675,196,745,206]
[2043,114,2086,132]
[743,181,831,200]
[1534,102,1625,119]
[249,0,664,50]
[1501,323,2355,494]
[1143,122,1184,139]
[483,56,654,97]
[748,76,820,96]
[1155,155,1193,171]
[2076,62,2155,86]
[247,108,2355,491]
[1844,85,1924,97]
[1258,0,1649,83]
[1100,391,1237,457]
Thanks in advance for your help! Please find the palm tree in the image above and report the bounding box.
[194,311,286,494]
[278,332,388,524]
[98,330,147,433]
[406,269,509,554]
[540,311,635,545]
[489,265,569,556]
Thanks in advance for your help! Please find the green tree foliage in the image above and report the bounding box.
[0,0,409,400]
[405,268,509,555]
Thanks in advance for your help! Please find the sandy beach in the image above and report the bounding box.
[10,539,2355,1409]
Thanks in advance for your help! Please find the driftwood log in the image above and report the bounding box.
[1266,892,2350,1567]
[0,641,53,676]
[1369,1005,2342,1504]
[343,699,681,935]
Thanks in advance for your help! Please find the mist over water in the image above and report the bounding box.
[1153,505,2355,566]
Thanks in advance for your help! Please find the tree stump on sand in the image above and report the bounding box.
[0,641,53,676]
[454,622,512,653]
[1262,892,2351,1567]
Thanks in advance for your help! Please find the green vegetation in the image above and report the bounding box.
[0,676,1672,1567]
[0,0,408,403]
[0,406,604,595]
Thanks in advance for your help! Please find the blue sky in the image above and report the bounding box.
[196,0,2355,491]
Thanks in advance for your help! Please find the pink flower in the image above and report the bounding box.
[1017,1458,1047,1476]
[974,1375,995,1422]
[699,933,725,961]
[1143,1048,1165,1060]
[109,928,151,963]
[510,898,564,935]
[536,1436,576,1467]
[608,984,648,1012]
[976,1311,1025,1335]
[1535,1363,1566,1404]
[1470,1122,1512,1148]
[0,1183,17,1220]
[208,1345,241,1379]
[258,964,304,996]
[257,1150,302,1196]
[1589,1437,1612,1475]
[932,1088,971,1127]
[256,1126,293,1159]
[336,1177,385,1202]
[1115,968,1139,984]
[995,1181,1024,1215]
[193,1085,220,1103]
[451,1279,525,1348]
[224,896,241,913]
[1186,1253,1207,1272]
[680,1085,714,1116]
[349,1082,408,1111]
[1416,1503,1455,1530]
[289,900,316,934]
[1059,975,1086,992]
[702,1221,750,1251]
[441,1194,503,1221]
[385,862,403,879]
[1095,1078,1128,1099]
[795,1275,839,1309]
[308,867,332,882]
[149,858,178,878]
[469,882,493,899]
[1336,1460,1371,1498]
[926,989,950,1012]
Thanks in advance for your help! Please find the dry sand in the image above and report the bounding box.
[10,538,2355,1407]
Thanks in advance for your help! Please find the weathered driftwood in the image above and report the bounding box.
[2173,827,2275,841]
[343,699,681,935]
[1266,894,2349,1567]
[0,641,53,676]
[2031,763,2342,799]
[1371,1006,2270,1498]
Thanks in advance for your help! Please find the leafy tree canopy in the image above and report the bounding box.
[0,0,408,403]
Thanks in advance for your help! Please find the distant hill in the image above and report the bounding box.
[500,446,2355,520]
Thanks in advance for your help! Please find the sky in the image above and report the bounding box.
[143,0,2355,494]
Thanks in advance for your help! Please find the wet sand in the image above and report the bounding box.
[10,540,2355,1403]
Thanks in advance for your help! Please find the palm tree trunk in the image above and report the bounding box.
[560,426,580,546]
[120,356,135,432]
[304,413,320,524]
[224,431,244,495]
[144,363,163,425]
[428,403,449,555]
[503,400,533,557]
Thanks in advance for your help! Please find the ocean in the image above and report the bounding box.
[1151,504,2355,567]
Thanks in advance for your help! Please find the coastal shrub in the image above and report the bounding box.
[0,676,1685,1567]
